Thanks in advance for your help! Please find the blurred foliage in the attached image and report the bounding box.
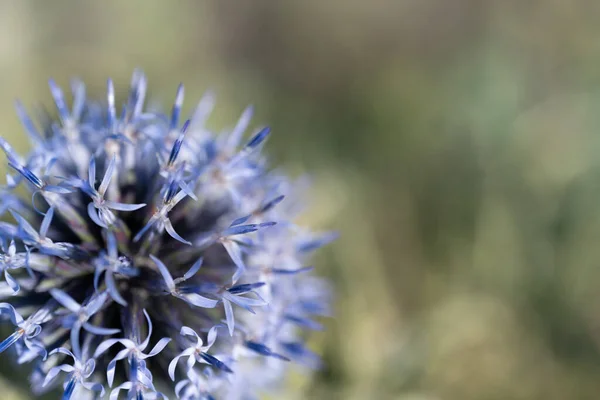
[3,0,600,399]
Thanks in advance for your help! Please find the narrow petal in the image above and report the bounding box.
[87,203,108,229]
[230,214,251,227]
[133,214,159,243]
[44,185,73,194]
[223,299,234,336]
[70,78,86,121]
[70,323,82,359]
[104,200,146,212]
[84,292,108,316]
[149,255,175,292]
[14,101,43,145]
[10,210,40,242]
[223,291,266,311]
[49,288,81,313]
[42,364,74,387]
[228,282,265,295]
[222,241,245,284]
[298,231,339,253]
[94,338,134,358]
[107,79,116,131]
[93,267,104,291]
[83,323,120,336]
[98,155,116,196]
[223,224,259,236]
[48,79,69,122]
[170,84,185,131]
[206,325,220,349]
[107,348,131,387]
[140,309,153,351]
[181,293,218,309]
[109,381,132,400]
[182,257,203,281]
[179,326,202,345]
[168,353,185,381]
[4,270,19,294]
[83,359,96,378]
[0,303,23,325]
[105,271,127,306]
[141,337,171,359]
[49,347,75,359]
[39,207,55,239]
[272,266,314,275]
[24,336,46,360]
[88,158,96,188]
[106,231,118,259]
[164,219,191,246]
[177,179,198,201]
[168,130,185,166]
[227,105,254,150]
[168,348,196,381]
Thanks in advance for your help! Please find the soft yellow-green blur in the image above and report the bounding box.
[2,1,600,399]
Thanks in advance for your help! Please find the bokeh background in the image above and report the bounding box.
[3,1,600,399]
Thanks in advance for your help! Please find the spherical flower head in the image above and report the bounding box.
[0,71,333,399]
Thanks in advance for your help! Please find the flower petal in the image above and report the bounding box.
[149,255,175,292]
[49,288,81,313]
[4,270,19,294]
[141,337,171,359]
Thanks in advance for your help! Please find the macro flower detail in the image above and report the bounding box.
[0,71,333,399]
[168,325,229,381]
[0,239,31,294]
[43,347,105,399]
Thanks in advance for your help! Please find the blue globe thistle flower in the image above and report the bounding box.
[0,70,333,399]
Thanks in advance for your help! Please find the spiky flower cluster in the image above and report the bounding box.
[0,71,333,399]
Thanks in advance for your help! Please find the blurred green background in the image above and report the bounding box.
[4,1,600,399]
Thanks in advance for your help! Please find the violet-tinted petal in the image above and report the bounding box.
[98,154,116,196]
[42,364,74,387]
[4,271,19,294]
[87,203,108,229]
[105,270,127,306]
[164,219,191,246]
[49,288,81,313]
[82,323,120,336]
[0,303,23,325]
[223,298,234,336]
[140,309,153,351]
[181,293,218,309]
[149,255,175,292]
[104,201,146,212]
[141,337,171,359]
[182,257,203,281]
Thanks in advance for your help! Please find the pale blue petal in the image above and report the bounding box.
[98,154,116,196]
[164,219,191,246]
[149,255,175,292]
[49,288,81,313]
[223,299,234,336]
[105,271,127,306]
[141,337,171,359]
[82,323,120,336]
[104,201,146,212]
[4,270,19,294]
